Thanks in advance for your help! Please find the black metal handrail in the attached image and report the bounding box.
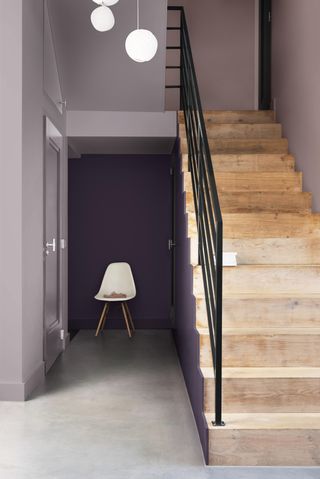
[168,6,224,426]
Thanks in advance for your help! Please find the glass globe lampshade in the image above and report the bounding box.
[92,0,119,5]
[125,29,158,63]
[91,5,115,32]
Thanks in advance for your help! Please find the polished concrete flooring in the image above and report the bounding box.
[0,330,319,479]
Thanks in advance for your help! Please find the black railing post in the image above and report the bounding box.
[168,6,224,427]
[213,219,224,427]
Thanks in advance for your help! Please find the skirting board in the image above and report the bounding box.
[0,362,45,401]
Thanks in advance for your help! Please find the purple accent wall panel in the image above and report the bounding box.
[68,154,172,330]
[173,149,208,463]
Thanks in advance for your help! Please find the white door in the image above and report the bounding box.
[44,124,63,373]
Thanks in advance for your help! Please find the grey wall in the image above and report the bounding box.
[67,111,177,137]
[0,0,23,396]
[0,0,68,400]
[272,0,320,211]
[167,0,256,110]
[47,0,168,112]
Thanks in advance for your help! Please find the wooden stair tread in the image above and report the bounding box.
[180,123,282,140]
[194,264,320,297]
[179,110,276,124]
[182,153,296,173]
[219,292,320,299]
[186,191,311,214]
[188,211,320,239]
[198,327,320,336]
[184,171,303,192]
[216,172,302,192]
[201,366,320,379]
[181,137,289,154]
[224,237,320,265]
[206,412,320,430]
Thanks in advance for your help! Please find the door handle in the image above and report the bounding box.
[168,239,176,251]
[46,238,56,253]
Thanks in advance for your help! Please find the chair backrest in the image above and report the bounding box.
[98,262,136,298]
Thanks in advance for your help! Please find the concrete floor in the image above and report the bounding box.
[0,330,319,479]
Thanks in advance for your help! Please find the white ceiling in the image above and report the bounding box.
[47,0,168,112]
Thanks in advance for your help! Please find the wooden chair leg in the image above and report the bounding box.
[124,302,135,332]
[100,303,110,332]
[121,302,132,338]
[95,303,108,337]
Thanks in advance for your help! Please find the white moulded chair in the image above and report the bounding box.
[94,262,136,338]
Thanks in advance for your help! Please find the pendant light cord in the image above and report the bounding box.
[137,0,140,29]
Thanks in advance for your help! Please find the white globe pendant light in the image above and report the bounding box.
[126,29,158,63]
[125,0,158,63]
[92,0,119,6]
[91,5,115,32]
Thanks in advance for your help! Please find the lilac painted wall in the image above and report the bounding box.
[272,0,320,211]
[0,0,67,400]
[68,155,172,330]
[167,0,256,110]
[48,0,168,112]
[173,147,208,463]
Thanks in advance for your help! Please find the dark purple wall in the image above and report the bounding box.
[173,147,208,463]
[68,154,172,330]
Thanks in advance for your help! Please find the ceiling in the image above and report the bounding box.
[68,137,176,156]
[47,0,168,112]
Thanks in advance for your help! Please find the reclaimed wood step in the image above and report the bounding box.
[180,137,289,155]
[181,153,295,173]
[196,295,320,329]
[183,171,302,193]
[186,191,311,214]
[178,110,276,124]
[180,123,282,140]
[224,237,320,264]
[199,327,320,368]
[193,265,320,296]
[202,367,320,413]
[187,212,320,239]
[206,412,320,466]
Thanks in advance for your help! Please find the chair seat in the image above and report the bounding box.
[95,294,136,302]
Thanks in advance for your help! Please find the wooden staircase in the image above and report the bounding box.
[178,110,320,466]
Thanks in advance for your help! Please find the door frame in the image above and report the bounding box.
[259,0,272,110]
[43,116,64,373]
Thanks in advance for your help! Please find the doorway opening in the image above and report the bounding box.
[68,152,174,335]
[259,0,272,110]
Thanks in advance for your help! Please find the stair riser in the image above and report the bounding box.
[186,192,311,214]
[180,138,289,155]
[200,333,320,367]
[224,267,320,295]
[188,213,320,239]
[222,213,320,239]
[224,238,320,265]
[180,124,282,140]
[204,377,320,413]
[184,171,302,193]
[208,429,320,466]
[193,266,320,296]
[182,154,295,173]
[217,173,302,193]
[179,110,276,124]
[196,297,320,329]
